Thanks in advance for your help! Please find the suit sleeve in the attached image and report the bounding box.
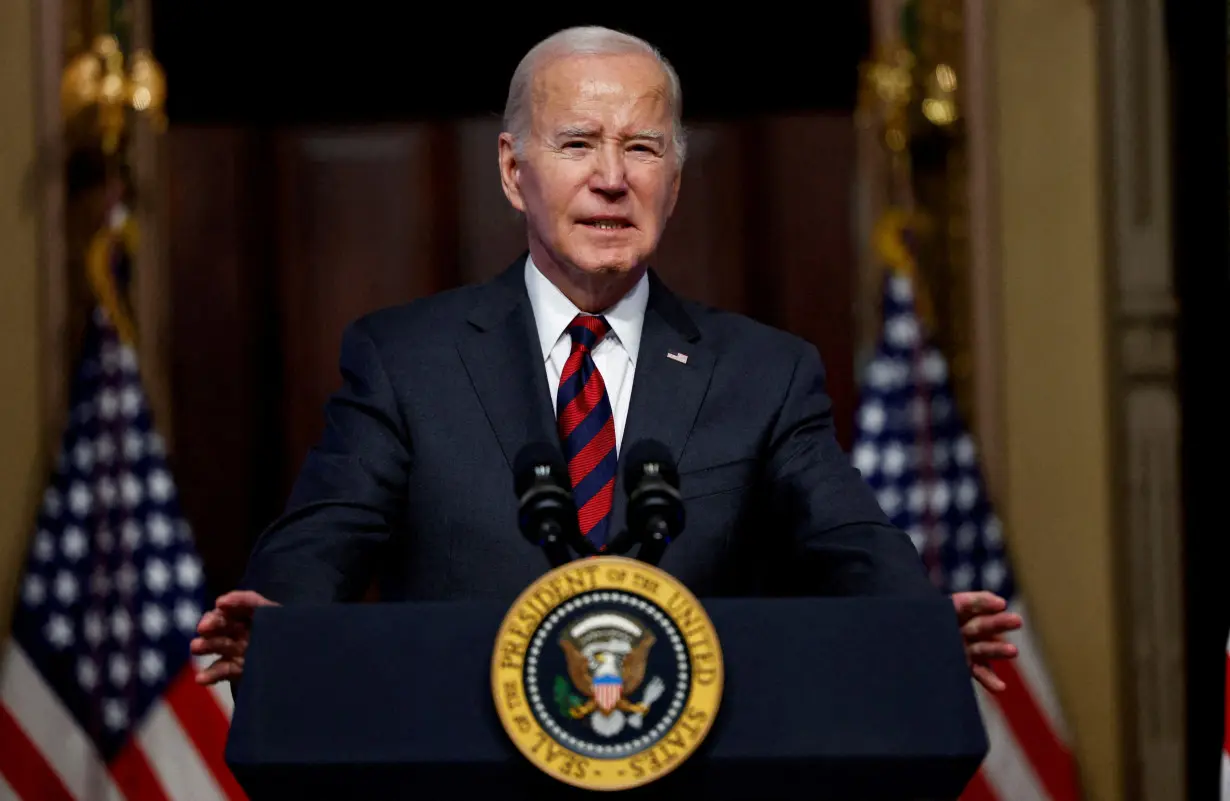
[765,343,936,598]
[240,319,410,603]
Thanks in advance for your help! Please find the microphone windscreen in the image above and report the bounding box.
[621,439,678,491]
[513,442,569,497]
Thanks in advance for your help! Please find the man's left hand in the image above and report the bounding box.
[953,590,1022,693]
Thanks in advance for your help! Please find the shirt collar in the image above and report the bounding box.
[524,254,648,365]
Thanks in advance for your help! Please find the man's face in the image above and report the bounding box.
[499,52,682,279]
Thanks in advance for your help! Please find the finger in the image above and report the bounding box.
[213,595,258,619]
[962,611,1023,638]
[953,591,1007,621]
[208,619,249,639]
[979,613,1023,637]
[190,636,247,660]
[968,641,1019,660]
[194,660,225,685]
[196,616,249,643]
[197,619,250,646]
[215,590,279,615]
[972,664,1006,693]
[963,611,1023,638]
[196,609,229,634]
[195,658,243,686]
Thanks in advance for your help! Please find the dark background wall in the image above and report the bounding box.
[151,7,871,123]
[1166,0,1230,797]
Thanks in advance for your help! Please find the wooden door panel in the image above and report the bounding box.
[274,128,455,488]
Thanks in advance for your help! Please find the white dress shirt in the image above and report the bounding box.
[524,255,648,454]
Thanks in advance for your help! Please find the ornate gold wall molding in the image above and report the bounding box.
[45,0,172,449]
[36,0,69,458]
[961,0,1004,501]
[1,0,54,642]
[1099,0,1185,797]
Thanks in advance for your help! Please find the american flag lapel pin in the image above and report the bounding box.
[666,351,689,364]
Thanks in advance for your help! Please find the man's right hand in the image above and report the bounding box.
[191,590,279,686]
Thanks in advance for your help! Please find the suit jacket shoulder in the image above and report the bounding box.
[679,296,818,361]
[348,281,489,350]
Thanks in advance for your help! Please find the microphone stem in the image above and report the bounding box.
[638,517,672,566]
[541,520,572,567]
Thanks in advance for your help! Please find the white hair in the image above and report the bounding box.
[502,26,687,164]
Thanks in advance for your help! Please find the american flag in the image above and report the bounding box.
[1222,632,1229,799]
[0,301,245,800]
[852,272,1081,801]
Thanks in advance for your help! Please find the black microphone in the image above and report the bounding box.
[621,439,684,566]
[513,443,593,567]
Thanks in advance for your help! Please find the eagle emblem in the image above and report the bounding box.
[554,612,666,738]
[493,558,723,791]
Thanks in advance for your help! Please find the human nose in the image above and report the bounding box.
[589,143,627,196]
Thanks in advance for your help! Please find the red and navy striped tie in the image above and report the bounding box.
[557,314,618,548]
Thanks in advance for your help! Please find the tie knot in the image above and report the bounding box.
[567,314,610,352]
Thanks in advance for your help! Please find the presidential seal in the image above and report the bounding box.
[492,555,723,791]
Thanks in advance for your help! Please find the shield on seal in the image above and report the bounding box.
[593,673,622,713]
[560,613,654,718]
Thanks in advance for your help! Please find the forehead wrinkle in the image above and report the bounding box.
[528,54,672,132]
[544,102,672,144]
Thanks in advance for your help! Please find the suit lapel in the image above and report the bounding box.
[610,272,715,541]
[456,258,558,470]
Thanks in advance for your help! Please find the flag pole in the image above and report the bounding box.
[62,7,166,350]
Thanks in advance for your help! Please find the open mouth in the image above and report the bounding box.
[579,218,633,231]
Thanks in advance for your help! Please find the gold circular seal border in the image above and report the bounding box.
[491,555,723,791]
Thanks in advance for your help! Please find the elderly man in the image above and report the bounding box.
[193,26,1019,692]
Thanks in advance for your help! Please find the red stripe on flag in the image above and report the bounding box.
[164,667,248,801]
[958,768,999,801]
[111,736,172,801]
[0,702,74,801]
[991,661,1079,801]
[1224,651,1230,754]
[577,477,615,535]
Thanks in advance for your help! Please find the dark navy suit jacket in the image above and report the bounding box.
[240,256,935,603]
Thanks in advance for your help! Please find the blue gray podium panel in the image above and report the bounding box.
[225,596,986,800]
